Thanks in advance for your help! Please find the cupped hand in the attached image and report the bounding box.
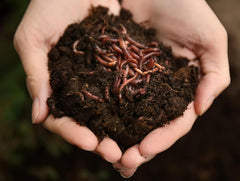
[115,0,230,178]
[14,0,122,161]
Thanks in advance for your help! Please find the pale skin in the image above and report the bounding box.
[14,0,230,178]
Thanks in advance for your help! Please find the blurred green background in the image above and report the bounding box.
[0,0,239,181]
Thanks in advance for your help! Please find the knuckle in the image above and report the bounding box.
[202,25,228,48]
[13,30,21,52]
[13,25,25,51]
[223,74,231,89]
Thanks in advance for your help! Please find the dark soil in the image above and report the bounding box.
[47,6,199,151]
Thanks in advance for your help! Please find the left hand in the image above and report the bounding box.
[111,0,230,178]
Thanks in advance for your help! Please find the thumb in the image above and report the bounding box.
[15,41,51,123]
[25,53,51,124]
[194,34,230,115]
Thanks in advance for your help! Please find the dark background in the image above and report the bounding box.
[0,0,239,180]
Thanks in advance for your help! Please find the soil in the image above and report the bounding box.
[47,6,199,151]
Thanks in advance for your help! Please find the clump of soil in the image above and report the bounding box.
[47,6,199,151]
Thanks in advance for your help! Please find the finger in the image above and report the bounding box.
[139,102,197,156]
[113,162,137,178]
[91,0,121,15]
[120,145,155,169]
[119,167,137,178]
[95,137,122,163]
[43,115,98,151]
[16,48,50,124]
[195,47,230,115]
[122,0,152,23]
[156,38,197,61]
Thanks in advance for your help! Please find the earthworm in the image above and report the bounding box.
[119,38,133,59]
[119,24,127,34]
[73,40,85,55]
[81,89,104,103]
[95,55,116,67]
[105,86,110,101]
[126,37,146,49]
[119,73,138,93]
[112,44,123,54]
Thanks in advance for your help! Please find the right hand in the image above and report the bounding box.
[14,0,123,162]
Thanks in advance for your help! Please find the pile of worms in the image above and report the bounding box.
[72,24,166,103]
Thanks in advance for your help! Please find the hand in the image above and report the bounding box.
[114,0,230,177]
[14,0,123,161]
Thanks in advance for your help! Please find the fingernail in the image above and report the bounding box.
[32,99,40,124]
[120,173,134,179]
[200,96,215,116]
[114,167,124,172]
[141,154,150,159]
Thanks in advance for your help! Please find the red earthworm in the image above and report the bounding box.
[154,62,165,70]
[160,83,178,93]
[137,116,144,121]
[112,44,123,54]
[79,71,95,75]
[124,40,130,46]
[102,66,109,72]
[152,68,159,73]
[129,50,140,59]
[95,55,116,67]
[103,55,114,62]
[128,68,135,77]
[117,55,121,64]
[119,60,128,70]
[130,79,143,86]
[95,45,107,54]
[105,86,110,101]
[99,35,118,43]
[108,46,115,53]
[128,58,138,64]
[146,74,151,84]
[73,40,85,55]
[147,42,159,47]
[131,88,146,96]
[139,50,143,57]
[81,89,104,103]
[114,75,122,93]
[165,60,169,65]
[66,91,85,101]
[98,34,109,39]
[101,26,106,34]
[119,73,138,93]
[107,38,119,43]
[126,37,146,49]
[105,53,114,57]
[134,68,145,76]
[111,27,120,34]
[111,55,118,62]
[142,48,160,54]
[147,96,153,101]
[142,51,162,61]
[119,38,133,59]
[118,93,123,104]
[119,24,127,34]
[143,70,154,75]
[139,51,162,69]
[123,65,129,82]
[146,57,155,69]
[129,62,138,69]
[114,76,119,93]
[129,45,140,53]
